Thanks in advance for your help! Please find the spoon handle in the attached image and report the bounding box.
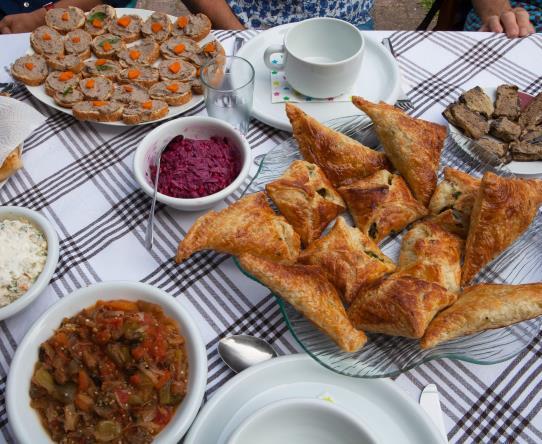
[144,148,163,250]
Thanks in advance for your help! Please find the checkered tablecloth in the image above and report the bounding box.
[1,29,541,443]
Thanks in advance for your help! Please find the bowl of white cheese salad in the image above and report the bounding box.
[0,206,59,320]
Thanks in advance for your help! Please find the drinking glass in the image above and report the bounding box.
[201,55,255,135]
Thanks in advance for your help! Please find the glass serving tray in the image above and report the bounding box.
[236,114,542,378]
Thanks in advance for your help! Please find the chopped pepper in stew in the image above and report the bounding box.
[29,300,189,443]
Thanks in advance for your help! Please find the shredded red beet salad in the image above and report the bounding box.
[150,135,242,198]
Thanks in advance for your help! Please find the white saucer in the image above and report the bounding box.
[237,25,400,132]
[185,354,444,444]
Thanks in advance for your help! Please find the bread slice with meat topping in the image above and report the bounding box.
[44,70,81,96]
[158,58,197,82]
[79,76,114,101]
[149,80,192,106]
[122,99,169,124]
[64,29,92,59]
[117,38,160,67]
[117,65,159,88]
[160,36,200,60]
[108,14,142,43]
[171,13,211,42]
[46,53,84,73]
[72,100,124,122]
[53,87,85,108]
[11,54,48,86]
[82,58,121,79]
[112,83,149,104]
[141,12,172,43]
[30,26,64,57]
[45,6,85,34]
[91,33,125,59]
[85,5,116,37]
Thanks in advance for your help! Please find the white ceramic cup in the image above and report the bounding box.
[263,17,365,98]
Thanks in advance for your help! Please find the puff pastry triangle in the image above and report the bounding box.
[298,217,396,304]
[461,172,542,286]
[266,160,345,246]
[428,167,481,238]
[421,283,542,348]
[398,221,463,293]
[239,254,367,352]
[352,96,447,206]
[347,274,457,339]
[176,192,301,264]
[285,103,390,187]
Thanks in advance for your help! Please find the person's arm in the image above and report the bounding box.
[471,0,535,38]
[183,0,244,30]
[0,0,104,34]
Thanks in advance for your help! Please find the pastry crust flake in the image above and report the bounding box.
[239,254,367,352]
[421,283,542,348]
[398,221,463,293]
[298,217,396,304]
[353,97,447,206]
[428,167,481,237]
[266,160,345,246]
[176,192,301,264]
[285,103,390,187]
[347,274,457,339]
[461,172,542,286]
[338,170,428,243]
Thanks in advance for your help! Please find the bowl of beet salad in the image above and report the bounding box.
[133,116,251,211]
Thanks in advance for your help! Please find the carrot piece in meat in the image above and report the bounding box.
[173,43,185,54]
[117,16,131,28]
[92,18,103,28]
[142,100,153,109]
[166,83,179,92]
[95,59,107,66]
[151,22,163,33]
[203,42,216,53]
[177,16,188,28]
[168,61,181,73]
[71,36,80,43]
[128,69,140,79]
[42,33,52,41]
[24,62,35,70]
[85,79,95,88]
[92,100,107,106]
[61,11,69,21]
[129,50,140,60]
[58,71,74,81]
[102,41,112,51]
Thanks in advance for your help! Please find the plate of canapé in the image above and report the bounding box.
[11,6,223,125]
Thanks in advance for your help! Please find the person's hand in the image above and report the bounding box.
[479,7,535,38]
[0,10,45,34]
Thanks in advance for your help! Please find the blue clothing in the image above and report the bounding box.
[464,0,542,32]
[0,0,132,18]
[225,0,375,29]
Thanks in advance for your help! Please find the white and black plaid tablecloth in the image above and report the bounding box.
[0,30,541,443]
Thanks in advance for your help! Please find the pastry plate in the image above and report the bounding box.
[236,114,542,378]
[448,87,541,177]
[25,8,207,126]
[236,25,400,132]
[184,354,445,444]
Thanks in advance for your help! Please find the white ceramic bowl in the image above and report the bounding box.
[6,281,207,444]
[133,116,252,211]
[227,398,378,444]
[0,206,59,321]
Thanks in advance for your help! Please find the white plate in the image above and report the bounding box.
[7,281,207,444]
[185,354,444,444]
[237,25,401,132]
[25,8,208,126]
[448,86,542,177]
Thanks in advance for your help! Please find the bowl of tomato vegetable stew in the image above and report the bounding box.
[7,281,207,444]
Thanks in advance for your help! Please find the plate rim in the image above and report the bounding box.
[184,353,445,444]
[24,7,205,127]
[237,25,401,132]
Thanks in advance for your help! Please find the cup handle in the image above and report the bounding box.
[263,44,285,70]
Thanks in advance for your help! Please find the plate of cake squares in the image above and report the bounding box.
[444,85,542,176]
[174,96,542,378]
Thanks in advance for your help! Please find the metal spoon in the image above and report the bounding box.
[144,142,168,250]
[218,334,277,373]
